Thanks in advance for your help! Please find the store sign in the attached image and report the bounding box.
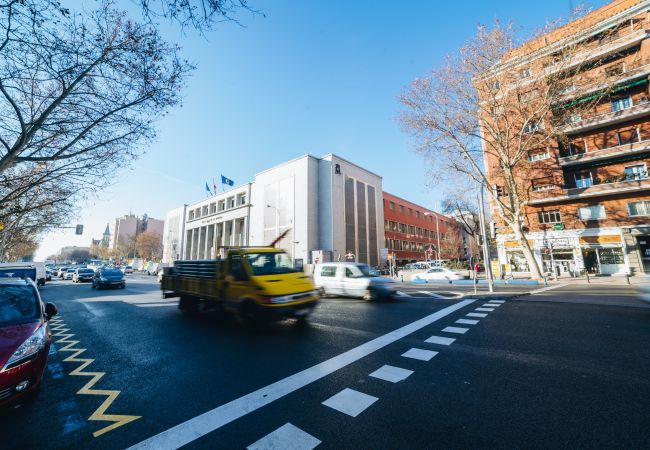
[536,237,574,248]
[553,223,564,231]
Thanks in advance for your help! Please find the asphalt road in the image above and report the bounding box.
[2,275,649,449]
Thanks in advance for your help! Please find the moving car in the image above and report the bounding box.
[57,267,70,279]
[72,268,95,283]
[92,268,126,289]
[63,268,76,280]
[313,262,397,301]
[412,267,464,282]
[45,270,52,282]
[121,265,133,274]
[0,278,57,407]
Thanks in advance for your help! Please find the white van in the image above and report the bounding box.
[313,262,397,301]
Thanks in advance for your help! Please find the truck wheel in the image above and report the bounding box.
[180,296,198,316]
[239,300,259,326]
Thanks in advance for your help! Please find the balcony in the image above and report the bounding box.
[529,175,650,205]
[559,138,650,167]
[560,98,650,134]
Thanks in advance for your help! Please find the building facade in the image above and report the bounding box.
[112,214,164,250]
[163,154,386,268]
[484,0,650,276]
[383,192,460,266]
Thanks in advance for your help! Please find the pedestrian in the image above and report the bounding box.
[474,262,480,277]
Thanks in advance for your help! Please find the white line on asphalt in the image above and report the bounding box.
[247,423,321,450]
[475,307,495,312]
[369,365,413,383]
[529,283,569,295]
[442,326,469,334]
[455,319,479,325]
[135,303,177,308]
[483,303,501,307]
[425,335,456,346]
[401,348,438,361]
[488,300,505,304]
[126,300,475,450]
[395,291,409,297]
[467,313,487,318]
[322,388,378,417]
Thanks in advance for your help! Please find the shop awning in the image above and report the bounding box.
[559,78,648,109]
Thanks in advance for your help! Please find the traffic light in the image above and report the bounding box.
[493,184,504,197]
[75,224,83,235]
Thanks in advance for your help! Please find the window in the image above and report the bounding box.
[598,248,624,264]
[624,164,647,181]
[489,80,500,91]
[523,120,543,134]
[218,200,225,211]
[528,149,550,162]
[188,210,195,220]
[209,203,217,214]
[565,113,582,124]
[227,197,235,208]
[416,211,421,219]
[202,205,209,216]
[519,89,538,103]
[538,210,561,224]
[195,208,201,218]
[518,68,532,79]
[574,171,593,188]
[399,205,404,213]
[611,96,632,112]
[578,205,606,220]
[389,201,395,210]
[491,105,504,116]
[618,129,639,145]
[531,177,555,191]
[320,266,337,277]
[628,200,650,216]
[384,220,390,231]
[237,193,246,205]
[605,62,624,77]
[408,208,413,216]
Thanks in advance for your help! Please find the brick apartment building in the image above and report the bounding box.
[383,192,462,266]
[484,0,650,276]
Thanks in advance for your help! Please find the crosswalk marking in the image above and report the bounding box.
[136,302,177,308]
[467,312,487,318]
[442,326,469,334]
[322,388,378,417]
[369,365,413,383]
[456,318,479,325]
[488,300,505,304]
[247,423,321,450]
[425,335,456,346]
[475,307,495,312]
[483,303,501,307]
[401,348,438,361]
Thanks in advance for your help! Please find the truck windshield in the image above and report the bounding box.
[245,252,300,276]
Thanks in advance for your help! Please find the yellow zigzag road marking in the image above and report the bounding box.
[52,318,141,437]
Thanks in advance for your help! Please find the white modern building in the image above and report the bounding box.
[161,154,386,268]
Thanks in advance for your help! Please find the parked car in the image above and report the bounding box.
[313,262,396,301]
[45,270,52,282]
[120,265,133,274]
[0,278,58,407]
[57,267,70,279]
[92,268,126,290]
[63,268,76,280]
[412,267,464,282]
[72,268,95,283]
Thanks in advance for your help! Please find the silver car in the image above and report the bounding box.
[313,262,396,301]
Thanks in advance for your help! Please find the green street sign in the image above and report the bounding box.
[553,223,564,230]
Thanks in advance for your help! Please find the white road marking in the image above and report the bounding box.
[475,307,495,312]
[467,313,487,318]
[442,326,469,334]
[135,303,177,308]
[456,319,479,325]
[425,335,456,346]
[127,300,475,450]
[488,300,505,304]
[395,291,409,297]
[322,388,378,417]
[247,423,321,450]
[530,283,569,295]
[369,365,413,383]
[417,291,438,296]
[401,348,438,361]
[483,303,501,307]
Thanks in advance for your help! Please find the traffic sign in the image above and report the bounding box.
[345,251,354,260]
[75,224,83,235]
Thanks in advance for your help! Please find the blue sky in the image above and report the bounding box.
[36,0,608,259]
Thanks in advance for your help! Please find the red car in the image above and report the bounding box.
[0,278,57,407]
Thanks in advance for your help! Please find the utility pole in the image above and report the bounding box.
[478,182,494,293]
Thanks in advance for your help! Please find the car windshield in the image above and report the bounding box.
[0,285,39,326]
[346,264,373,278]
[101,269,123,276]
[79,269,94,274]
[245,252,300,276]
[67,269,75,272]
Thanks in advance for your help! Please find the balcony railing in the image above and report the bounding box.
[558,138,650,166]
[528,175,650,205]
[559,98,650,134]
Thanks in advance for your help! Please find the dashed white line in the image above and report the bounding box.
[127,300,474,450]
[369,365,413,383]
[425,335,456,346]
[483,303,501,307]
[475,307,495,312]
[401,348,438,361]
[322,388,378,417]
[247,423,321,450]
[467,313,487,318]
[488,300,505,304]
[455,319,479,325]
[442,326,469,334]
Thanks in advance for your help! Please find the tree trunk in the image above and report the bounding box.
[511,224,543,280]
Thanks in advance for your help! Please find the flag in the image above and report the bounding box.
[213,178,217,195]
[205,182,211,196]
[221,175,234,187]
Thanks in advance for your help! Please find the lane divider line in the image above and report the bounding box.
[50,319,141,437]
[529,283,569,295]
[127,300,475,450]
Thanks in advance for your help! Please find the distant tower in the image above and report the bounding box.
[100,223,111,248]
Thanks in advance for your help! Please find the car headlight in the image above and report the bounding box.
[3,326,47,371]
[100,277,107,281]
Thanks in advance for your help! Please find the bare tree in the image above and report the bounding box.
[138,0,261,31]
[440,191,481,257]
[0,0,191,243]
[135,230,162,260]
[400,15,620,279]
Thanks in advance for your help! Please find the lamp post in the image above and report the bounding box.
[424,212,441,263]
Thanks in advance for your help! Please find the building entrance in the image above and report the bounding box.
[542,251,575,276]
[636,236,650,273]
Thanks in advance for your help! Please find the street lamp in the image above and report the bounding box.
[424,212,441,262]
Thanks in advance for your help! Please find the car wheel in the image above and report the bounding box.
[444,276,451,283]
[318,287,326,298]
[363,288,378,302]
[91,283,96,289]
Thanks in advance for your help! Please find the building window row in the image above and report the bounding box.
[384,220,442,239]
[386,239,433,253]
[538,200,650,224]
[188,193,247,221]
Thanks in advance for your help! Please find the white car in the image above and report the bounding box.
[121,265,133,274]
[412,267,464,282]
[64,268,76,280]
[313,262,396,301]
